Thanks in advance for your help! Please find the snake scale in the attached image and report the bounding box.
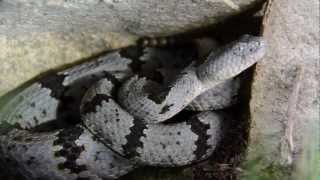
[0,35,266,180]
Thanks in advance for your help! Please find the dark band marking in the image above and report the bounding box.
[38,73,67,99]
[102,71,120,87]
[147,85,172,104]
[119,46,144,73]
[0,122,22,135]
[122,118,147,159]
[186,116,210,160]
[81,94,112,115]
[53,126,87,174]
[159,104,174,114]
[26,156,35,166]
[56,70,119,125]
[79,71,119,115]
[147,71,189,105]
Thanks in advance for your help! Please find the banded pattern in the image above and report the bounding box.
[81,35,265,167]
[118,35,265,123]
[0,35,266,179]
[0,52,136,179]
[0,126,135,180]
[82,79,223,166]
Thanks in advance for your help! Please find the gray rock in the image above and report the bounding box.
[0,31,138,97]
[241,0,319,179]
[1,0,264,36]
[0,0,263,97]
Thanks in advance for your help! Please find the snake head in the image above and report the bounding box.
[196,34,266,88]
[233,34,266,57]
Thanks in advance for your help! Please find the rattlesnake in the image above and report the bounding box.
[0,35,266,180]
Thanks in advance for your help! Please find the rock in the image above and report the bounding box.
[0,0,263,98]
[241,0,320,179]
[1,0,264,37]
[0,31,138,97]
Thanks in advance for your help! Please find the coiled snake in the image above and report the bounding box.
[0,35,266,180]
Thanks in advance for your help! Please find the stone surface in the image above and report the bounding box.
[241,0,320,179]
[0,31,137,97]
[1,0,264,37]
[0,0,263,98]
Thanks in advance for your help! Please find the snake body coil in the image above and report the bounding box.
[0,35,265,180]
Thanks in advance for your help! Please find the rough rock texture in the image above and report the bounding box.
[0,31,137,98]
[1,0,264,36]
[241,0,320,179]
[0,0,264,97]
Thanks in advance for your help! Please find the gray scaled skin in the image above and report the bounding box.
[81,78,224,166]
[81,35,266,166]
[118,35,266,123]
[0,52,133,129]
[0,126,134,180]
[139,45,241,111]
[0,52,136,180]
[186,78,241,111]
[0,34,266,179]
